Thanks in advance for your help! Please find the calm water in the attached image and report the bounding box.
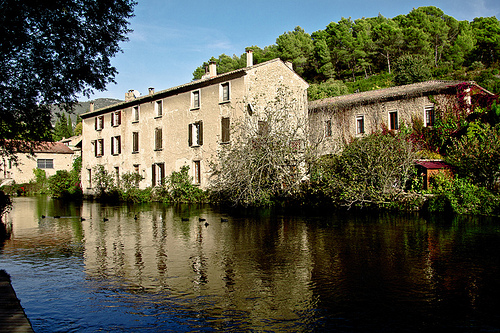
[1,196,500,332]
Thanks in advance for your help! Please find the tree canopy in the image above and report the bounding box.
[192,6,500,98]
[0,0,135,156]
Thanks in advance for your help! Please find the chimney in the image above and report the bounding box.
[209,61,217,77]
[125,89,135,101]
[246,49,253,67]
[89,102,94,113]
[148,87,155,95]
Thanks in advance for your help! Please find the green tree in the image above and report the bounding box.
[371,17,404,74]
[276,26,314,78]
[0,0,135,157]
[471,16,500,66]
[393,54,432,86]
[53,113,73,141]
[446,122,500,191]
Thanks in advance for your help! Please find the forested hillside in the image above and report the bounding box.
[192,6,500,99]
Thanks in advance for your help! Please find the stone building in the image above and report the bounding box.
[80,51,309,194]
[308,80,495,155]
[1,142,74,185]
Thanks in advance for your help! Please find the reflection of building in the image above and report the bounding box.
[309,81,495,155]
[1,142,74,184]
[80,50,308,193]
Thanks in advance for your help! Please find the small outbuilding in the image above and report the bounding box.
[415,160,453,190]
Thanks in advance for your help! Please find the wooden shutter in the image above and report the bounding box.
[95,117,97,130]
[117,111,121,125]
[117,136,121,154]
[152,164,156,186]
[188,123,193,146]
[222,117,230,143]
[198,121,203,146]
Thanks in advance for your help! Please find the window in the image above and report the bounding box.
[132,132,139,153]
[111,111,121,127]
[221,117,230,143]
[95,115,104,130]
[111,135,121,155]
[325,120,332,137]
[425,105,435,127]
[191,90,200,109]
[356,115,365,134]
[96,139,104,156]
[154,127,163,150]
[91,140,96,156]
[37,159,53,169]
[155,100,163,117]
[221,82,230,102]
[188,121,203,147]
[193,161,201,185]
[389,111,399,130]
[132,106,139,122]
[258,120,270,137]
[87,169,92,188]
[152,163,165,187]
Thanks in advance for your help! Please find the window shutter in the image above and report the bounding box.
[152,164,156,186]
[160,164,165,184]
[188,124,193,146]
[222,117,230,142]
[199,121,203,146]
[95,117,97,130]
[111,137,114,155]
[118,111,122,125]
[117,136,121,154]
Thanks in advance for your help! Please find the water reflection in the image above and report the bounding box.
[1,197,499,332]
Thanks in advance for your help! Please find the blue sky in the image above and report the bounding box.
[84,0,500,101]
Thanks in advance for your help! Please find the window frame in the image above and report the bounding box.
[111,135,121,155]
[220,82,230,103]
[325,119,332,137]
[221,117,230,143]
[151,162,165,187]
[95,115,104,131]
[132,131,139,153]
[97,138,104,157]
[155,100,163,118]
[193,160,201,185]
[191,90,200,109]
[389,110,399,131]
[188,121,203,147]
[132,106,140,123]
[154,127,163,151]
[37,159,54,169]
[356,115,365,134]
[424,105,435,127]
[111,111,122,127]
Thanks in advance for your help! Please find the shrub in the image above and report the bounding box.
[426,173,500,215]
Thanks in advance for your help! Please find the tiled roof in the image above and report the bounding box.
[415,160,452,170]
[309,80,492,110]
[81,58,300,118]
[33,142,74,154]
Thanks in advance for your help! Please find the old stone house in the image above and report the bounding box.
[1,142,74,185]
[308,80,495,155]
[80,50,309,194]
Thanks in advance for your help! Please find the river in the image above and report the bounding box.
[1,196,500,332]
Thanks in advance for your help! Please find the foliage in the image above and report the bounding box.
[47,157,82,198]
[209,86,312,207]
[426,173,499,215]
[53,113,74,141]
[91,164,115,198]
[0,0,135,157]
[308,79,349,101]
[0,190,11,219]
[158,166,206,203]
[445,122,500,191]
[393,54,432,86]
[192,6,500,96]
[32,168,49,194]
[311,131,417,208]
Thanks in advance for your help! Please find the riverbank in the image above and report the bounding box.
[0,270,34,333]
